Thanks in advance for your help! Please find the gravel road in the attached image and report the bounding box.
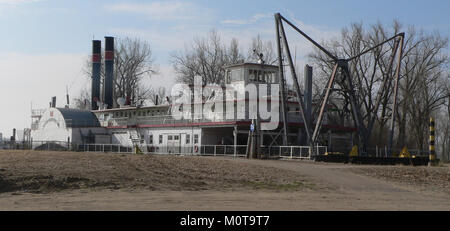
[0,150,448,210]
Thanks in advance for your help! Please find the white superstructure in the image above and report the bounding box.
[30,63,355,153]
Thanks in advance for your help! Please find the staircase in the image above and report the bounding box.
[129,129,144,154]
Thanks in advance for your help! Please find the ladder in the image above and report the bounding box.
[128,114,145,154]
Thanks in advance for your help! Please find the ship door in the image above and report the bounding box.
[167,134,181,154]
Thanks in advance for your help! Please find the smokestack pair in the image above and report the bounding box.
[91,37,114,110]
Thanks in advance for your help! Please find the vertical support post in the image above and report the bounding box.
[388,35,404,156]
[290,146,293,159]
[376,145,379,157]
[312,64,339,143]
[341,64,369,154]
[234,125,237,157]
[429,117,436,166]
[304,64,313,144]
[278,16,312,145]
[385,146,387,157]
[274,14,289,145]
[327,130,332,152]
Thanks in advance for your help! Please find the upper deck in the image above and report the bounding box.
[91,62,352,131]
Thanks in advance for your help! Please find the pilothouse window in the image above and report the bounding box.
[231,69,243,82]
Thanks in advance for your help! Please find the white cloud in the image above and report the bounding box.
[106,1,212,21]
[220,19,248,25]
[0,0,42,4]
[111,11,340,90]
[111,27,189,52]
[221,13,272,25]
[0,52,86,137]
[0,0,45,15]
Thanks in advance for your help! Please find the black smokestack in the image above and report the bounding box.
[51,96,56,108]
[91,40,101,110]
[11,128,16,142]
[104,36,114,109]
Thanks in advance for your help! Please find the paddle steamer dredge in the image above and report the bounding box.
[30,37,355,156]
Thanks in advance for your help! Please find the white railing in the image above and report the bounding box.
[261,145,327,159]
[81,144,248,157]
[31,109,46,117]
[99,114,273,127]
[79,143,326,160]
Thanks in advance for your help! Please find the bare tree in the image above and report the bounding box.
[76,37,157,109]
[394,28,449,150]
[247,34,276,64]
[72,87,91,110]
[309,20,449,151]
[148,86,168,105]
[228,38,245,64]
[114,37,157,106]
[171,29,244,85]
[309,22,398,147]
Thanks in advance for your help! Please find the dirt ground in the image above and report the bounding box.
[0,150,449,210]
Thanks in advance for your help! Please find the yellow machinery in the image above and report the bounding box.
[349,145,358,157]
[399,147,412,158]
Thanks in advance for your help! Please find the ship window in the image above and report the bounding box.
[168,135,173,141]
[194,134,199,144]
[226,70,231,84]
[159,135,163,144]
[174,135,179,141]
[267,71,276,83]
[231,69,243,82]
[249,69,257,82]
[258,70,265,82]
[264,71,272,83]
[149,135,153,144]
[120,112,123,117]
[186,134,191,144]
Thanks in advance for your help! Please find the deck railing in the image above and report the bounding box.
[79,143,326,159]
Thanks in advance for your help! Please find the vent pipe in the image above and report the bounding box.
[104,36,114,109]
[91,40,101,110]
[51,96,56,108]
[11,128,16,142]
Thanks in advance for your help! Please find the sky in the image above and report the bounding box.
[0,0,449,137]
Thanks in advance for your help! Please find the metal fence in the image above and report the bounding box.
[1,140,326,160]
[3,140,431,159]
[366,146,430,157]
[259,145,327,159]
[0,141,74,151]
[80,143,326,159]
[82,144,248,157]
